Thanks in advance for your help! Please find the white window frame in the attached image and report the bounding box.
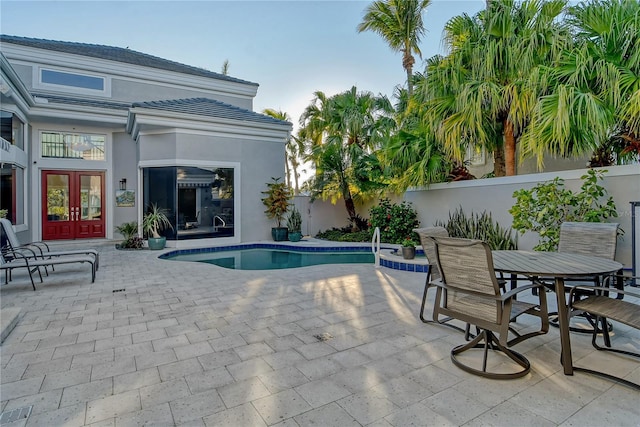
[33,66,111,97]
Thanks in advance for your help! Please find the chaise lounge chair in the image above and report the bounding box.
[1,249,97,290]
[0,218,99,270]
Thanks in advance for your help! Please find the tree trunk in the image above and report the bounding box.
[292,161,300,195]
[493,144,506,177]
[285,154,292,189]
[344,195,357,230]
[403,50,415,98]
[503,119,516,176]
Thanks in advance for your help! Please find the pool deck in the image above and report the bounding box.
[1,239,638,426]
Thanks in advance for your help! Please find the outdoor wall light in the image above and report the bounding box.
[119,178,127,190]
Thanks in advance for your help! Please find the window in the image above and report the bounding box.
[41,132,105,160]
[143,166,235,241]
[41,69,104,91]
[0,164,24,225]
[0,111,24,149]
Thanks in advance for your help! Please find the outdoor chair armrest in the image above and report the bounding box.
[429,279,541,302]
[500,282,546,300]
[3,245,38,261]
[568,284,640,302]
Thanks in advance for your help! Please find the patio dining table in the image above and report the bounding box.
[492,250,623,375]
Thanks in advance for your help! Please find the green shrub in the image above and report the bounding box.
[435,206,517,250]
[369,198,420,244]
[115,221,144,249]
[509,169,618,251]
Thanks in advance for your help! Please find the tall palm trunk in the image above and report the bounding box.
[493,144,506,177]
[403,50,415,97]
[285,155,292,189]
[503,119,516,176]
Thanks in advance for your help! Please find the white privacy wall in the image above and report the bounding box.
[304,165,640,269]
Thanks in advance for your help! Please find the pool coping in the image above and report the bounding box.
[160,241,431,273]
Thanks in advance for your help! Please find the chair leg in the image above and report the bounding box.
[450,330,530,379]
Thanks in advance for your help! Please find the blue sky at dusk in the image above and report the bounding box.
[1,0,484,130]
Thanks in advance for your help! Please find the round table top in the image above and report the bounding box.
[492,250,623,277]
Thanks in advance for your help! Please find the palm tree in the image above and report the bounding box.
[520,0,640,167]
[357,0,432,97]
[417,0,570,176]
[299,87,394,225]
[261,108,304,194]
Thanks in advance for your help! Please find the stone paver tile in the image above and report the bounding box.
[264,334,305,352]
[261,349,306,370]
[22,327,63,342]
[134,349,177,370]
[1,364,27,383]
[131,328,166,344]
[233,343,274,361]
[70,349,114,368]
[86,389,141,424]
[465,400,556,427]
[197,349,240,371]
[158,357,203,381]
[40,365,92,392]
[22,356,72,379]
[329,348,371,368]
[76,328,114,344]
[114,342,154,358]
[114,403,174,427]
[151,335,190,352]
[139,378,190,408]
[382,401,454,427]
[406,364,463,394]
[0,376,44,401]
[422,388,491,426]
[370,376,434,408]
[1,341,39,359]
[337,391,399,425]
[51,341,96,360]
[217,377,271,408]
[208,334,247,352]
[258,367,309,394]
[24,402,86,427]
[173,341,214,361]
[186,329,222,344]
[295,357,342,381]
[202,402,266,427]
[169,389,225,424]
[252,389,311,425]
[240,328,276,344]
[185,367,234,394]
[36,333,78,350]
[226,358,273,381]
[355,341,399,360]
[293,402,360,427]
[91,357,136,381]
[60,378,113,408]
[113,368,161,394]
[94,334,133,351]
[114,323,147,337]
[4,389,62,415]
[296,342,336,360]
[295,378,351,408]
[146,318,178,331]
[61,322,97,336]
[5,349,54,368]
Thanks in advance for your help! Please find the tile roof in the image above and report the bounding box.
[132,98,291,126]
[0,34,257,86]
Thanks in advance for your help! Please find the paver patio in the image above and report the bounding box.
[1,241,638,426]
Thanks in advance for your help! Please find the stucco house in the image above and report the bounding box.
[0,35,292,248]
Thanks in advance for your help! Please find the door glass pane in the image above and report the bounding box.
[46,175,70,221]
[80,175,102,220]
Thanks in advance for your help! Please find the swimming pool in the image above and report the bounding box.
[161,244,377,270]
[161,243,431,272]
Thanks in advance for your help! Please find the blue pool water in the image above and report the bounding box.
[161,244,376,270]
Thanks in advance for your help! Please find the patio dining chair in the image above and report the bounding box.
[545,222,621,332]
[568,281,640,390]
[0,218,99,271]
[414,226,450,324]
[429,236,549,379]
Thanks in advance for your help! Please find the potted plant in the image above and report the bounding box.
[261,177,292,241]
[115,221,143,249]
[287,207,303,242]
[401,237,417,260]
[142,203,173,250]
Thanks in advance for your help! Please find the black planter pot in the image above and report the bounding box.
[271,227,289,241]
[401,246,416,260]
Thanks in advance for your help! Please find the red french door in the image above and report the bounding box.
[42,170,105,240]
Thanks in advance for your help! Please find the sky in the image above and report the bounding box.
[1,0,485,133]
